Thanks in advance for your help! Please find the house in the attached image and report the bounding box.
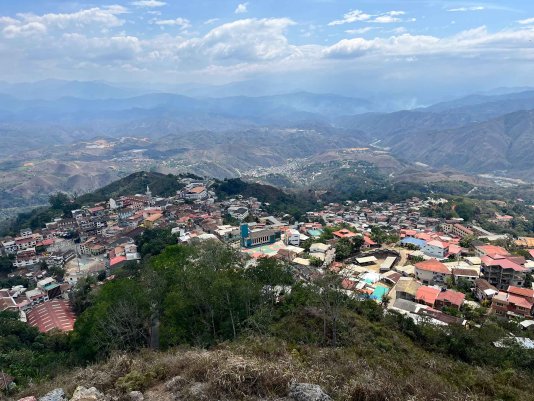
[481,254,526,290]
[332,229,357,239]
[394,278,421,301]
[144,213,163,228]
[435,289,465,310]
[415,259,452,285]
[474,278,499,302]
[515,237,534,249]
[507,286,534,303]
[452,268,479,283]
[400,237,426,249]
[362,236,378,249]
[309,243,331,253]
[415,286,441,307]
[284,229,301,246]
[491,291,534,318]
[421,240,448,259]
[475,245,509,257]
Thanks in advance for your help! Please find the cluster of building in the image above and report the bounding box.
[2,182,534,335]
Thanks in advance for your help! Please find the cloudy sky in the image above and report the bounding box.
[1,1,533,99]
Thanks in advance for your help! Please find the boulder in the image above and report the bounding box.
[128,391,144,401]
[187,382,209,400]
[39,389,67,401]
[69,386,105,401]
[18,397,37,401]
[288,383,331,401]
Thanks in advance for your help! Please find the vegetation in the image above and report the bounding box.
[77,171,188,205]
[0,312,73,388]
[0,172,189,237]
[213,178,316,221]
[4,236,534,400]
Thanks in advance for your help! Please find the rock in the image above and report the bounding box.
[39,389,67,401]
[128,391,144,401]
[288,383,331,401]
[164,376,185,392]
[69,386,106,401]
[187,382,209,400]
[18,397,37,401]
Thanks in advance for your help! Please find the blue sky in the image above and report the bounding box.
[1,1,533,99]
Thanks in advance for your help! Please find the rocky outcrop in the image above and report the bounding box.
[38,389,67,401]
[288,383,332,401]
[69,387,105,401]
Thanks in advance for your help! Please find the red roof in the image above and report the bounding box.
[436,289,465,307]
[529,250,534,260]
[416,286,441,305]
[448,244,462,255]
[415,259,450,274]
[507,285,534,299]
[364,236,376,245]
[27,300,76,333]
[477,245,510,256]
[110,255,127,266]
[341,278,356,290]
[333,229,357,239]
[494,291,534,310]
[481,255,525,272]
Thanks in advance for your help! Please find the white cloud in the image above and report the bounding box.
[204,18,220,25]
[235,3,249,14]
[3,21,46,38]
[448,6,485,12]
[328,10,371,26]
[1,6,128,39]
[197,18,296,61]
[345,27,376,35]
[518,17,534,25]
[153,17,191,29]
[329,9,406,26]
[131,1,166,7]
[1,5,534,86]
[323,26,534,59]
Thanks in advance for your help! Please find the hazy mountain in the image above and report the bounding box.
[385,109,534,177]
[0,79,152,100]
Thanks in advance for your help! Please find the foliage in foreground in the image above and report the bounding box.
[4,239,534,401]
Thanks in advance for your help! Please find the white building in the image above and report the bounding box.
[421,240,448,259]
[285,229,301,246]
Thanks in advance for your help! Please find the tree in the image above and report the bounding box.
[69,276,97,315]
[335,238,353,261]
[309,256,323,267]
[0,256,14,275]
[351,236,364,252]
[48,266,65,281]
[459,235,476,248]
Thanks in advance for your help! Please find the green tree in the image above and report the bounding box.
[335,238,353,261]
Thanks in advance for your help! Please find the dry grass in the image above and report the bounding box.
[5,337,534,401]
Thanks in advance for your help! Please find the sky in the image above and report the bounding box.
[0,1,534,100]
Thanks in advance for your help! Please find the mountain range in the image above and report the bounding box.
[1,80,534,215]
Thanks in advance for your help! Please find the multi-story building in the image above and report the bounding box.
[240,224,280,248]
[415,259,452,285]
[481,254,526,290]
[180,183,208,201]
[442,222,473,238]
[491,290,534,318]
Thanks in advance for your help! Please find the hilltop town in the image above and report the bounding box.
[2,173,534,339]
